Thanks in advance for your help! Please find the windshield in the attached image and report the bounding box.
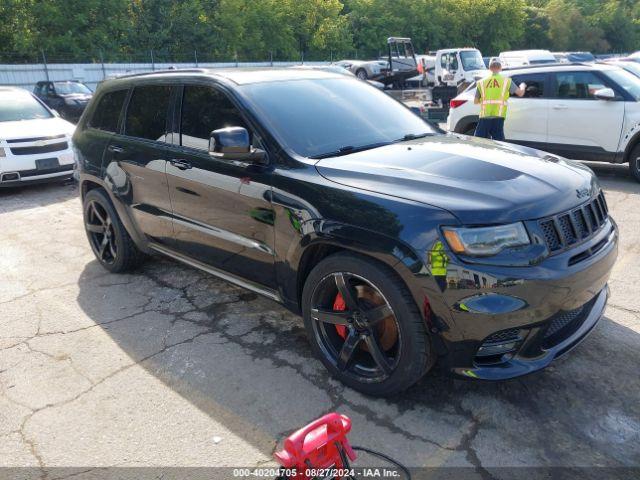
[460,51,485,71]
[530,59,556,65]
[0,91,53,122]
[240,78,436,158]
[604,68,640,100]
[54,82,92,95]
[567,52,595,62]
[618,62,640,79]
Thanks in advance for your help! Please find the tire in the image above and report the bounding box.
[83,188,145,273]
[464,124,477,136]
[629,143,640,183]
[355,68,368,80]
[302,252,434,396]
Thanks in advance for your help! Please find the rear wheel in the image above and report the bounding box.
[464,124,477,136]
[302,253,433,396]
[83,189,145,272]
[629,144,640,183]
[355,68,368,80]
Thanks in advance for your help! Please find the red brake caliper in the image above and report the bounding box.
[333,293,347,339]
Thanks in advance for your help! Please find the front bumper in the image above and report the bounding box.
[429,218,618,380]
[0,142,75,187]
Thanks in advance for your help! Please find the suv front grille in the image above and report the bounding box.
[538,192,608,252]
[10,141,68,156]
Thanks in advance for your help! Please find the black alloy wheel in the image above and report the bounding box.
[86,199,117,265]
[83,188,145,273]
[302,253,433,396]
[630,144,640,183]
[310,272,401,382]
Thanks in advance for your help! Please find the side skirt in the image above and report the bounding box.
[148,242,283,303]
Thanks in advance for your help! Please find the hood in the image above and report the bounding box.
[0,117,75,140]
[315,135,598,225]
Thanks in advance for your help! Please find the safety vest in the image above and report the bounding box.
[430,241,448,276]
[478,74,511,119]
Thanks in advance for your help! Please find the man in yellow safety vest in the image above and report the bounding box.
[474,57,525,140]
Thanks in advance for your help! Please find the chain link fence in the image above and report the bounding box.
[0,49,385,92]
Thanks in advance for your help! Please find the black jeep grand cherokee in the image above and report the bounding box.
[74,68,617,396]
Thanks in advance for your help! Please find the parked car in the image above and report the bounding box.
[335,59,388,81]
[553,52,596,63]
[604,60,640,79]
[499,50,556,67]
[337,37,419,86]
[0,87,76,187]
[34,80,93,122]
[447,63,640,181]
[434,48,487,89]
[75,68,617,395]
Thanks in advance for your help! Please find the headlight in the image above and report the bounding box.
[443,222,530,256]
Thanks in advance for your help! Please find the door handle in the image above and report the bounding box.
[552,104,568,110]
[107,145,124,154]
[169,159,192,170]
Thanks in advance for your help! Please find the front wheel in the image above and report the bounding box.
[355,68,368,80]
[629,144,640,183]
[302,253,434,396]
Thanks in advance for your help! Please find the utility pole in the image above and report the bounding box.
[99,51,106,80]
[41,50,49,81]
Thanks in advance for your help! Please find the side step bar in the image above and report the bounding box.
[148,242,282,303]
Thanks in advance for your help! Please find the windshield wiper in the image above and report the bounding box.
[394,132,432,142]
[310,141,393,160]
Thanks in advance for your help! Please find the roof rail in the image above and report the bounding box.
[111,68,211,80]
[502,62,590,71]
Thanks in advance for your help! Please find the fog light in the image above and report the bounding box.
[476,341,518,357]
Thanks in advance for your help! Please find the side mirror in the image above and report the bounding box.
[209,127,265,163]
[594,88,616,101]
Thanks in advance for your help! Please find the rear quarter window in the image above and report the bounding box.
[89,90,128,133]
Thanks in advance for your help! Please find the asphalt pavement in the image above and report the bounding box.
[0,162,639,479]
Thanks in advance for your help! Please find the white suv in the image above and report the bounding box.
[446,63,640,182]
[0,87,76,187]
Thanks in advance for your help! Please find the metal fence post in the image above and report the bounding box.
[301,51,304,65]
[330,50,333,63]
[99,51,106,80]
[41,50,49,81]
[194,49,198,67]
[150,49,155,71]
[270,51,273,67]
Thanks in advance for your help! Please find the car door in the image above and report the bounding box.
[504,72,549,145]
[103,84,175,246]
[164,83,276,289]
[546,70,624,159]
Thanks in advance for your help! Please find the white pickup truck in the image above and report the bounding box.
[434,48,488,90]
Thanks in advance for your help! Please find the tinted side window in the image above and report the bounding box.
[89,90,128,133]
[511,73,546,98]
[554,72,607,99]
[180,86,248,151]
[125,85,172,141]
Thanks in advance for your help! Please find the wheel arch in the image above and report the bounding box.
[453,114,479,134]
[286,222,427,317]
[79,173,151,254]
[623,127,640,164]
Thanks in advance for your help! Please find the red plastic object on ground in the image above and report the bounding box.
[274,413,356,479]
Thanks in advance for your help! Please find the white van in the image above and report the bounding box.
[499,50,556,68]
[434,48,487,88]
